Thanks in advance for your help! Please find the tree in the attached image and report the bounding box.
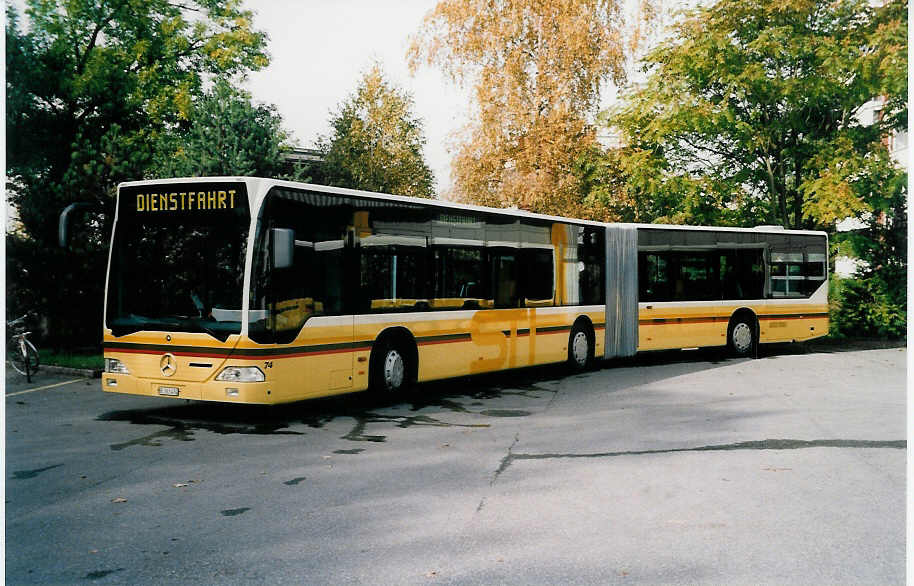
[409,0,649,217]
[6,0,269,346]
[7,0,269,239]
[596,0,906,336]
[317,63,435,198]
[597,0,905,230]
[151,79,300,179]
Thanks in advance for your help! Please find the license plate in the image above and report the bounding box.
[158,386,180,397]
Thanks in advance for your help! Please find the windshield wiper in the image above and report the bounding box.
[185,317,229,342]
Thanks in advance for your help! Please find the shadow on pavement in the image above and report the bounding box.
[95,338,904,436]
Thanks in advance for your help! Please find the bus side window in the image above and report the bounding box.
[579,227,605,305]
[433,246,484,307]
[521,248,554,305]
[490,251,518,308]
[719,251,738,300]
[360,244,428,312]
[738,249,764,299]
[360,247,392,311]
[675,252,717,301]
[639,252,670,302]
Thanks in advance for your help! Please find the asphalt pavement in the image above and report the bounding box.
[4,343,907,585]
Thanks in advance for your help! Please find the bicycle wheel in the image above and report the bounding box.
[7,340,28,375]
[24,339,39,372]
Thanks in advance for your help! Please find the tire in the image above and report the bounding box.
[370,339,409,394]
[727,315,756,357]
[8,338,39,376]
[567,322,594,371]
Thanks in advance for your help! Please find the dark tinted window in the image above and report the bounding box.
[108,182,250,340]
[360,242,429,312]
[434,247,484,303]
[249,187,600,345]
[489,249,518,308]
[523,249,555,303]
[639,253,670,302]
[579,227,605,305]
[674,253,717,301]
[639,248,765,302]
[248,190,355,343]
[719,249,764,300]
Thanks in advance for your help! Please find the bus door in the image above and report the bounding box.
[484,247,523,370]
[307,235,355,392]
[256,229,354,397]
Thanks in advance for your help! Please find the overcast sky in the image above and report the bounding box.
[241,1,474,194]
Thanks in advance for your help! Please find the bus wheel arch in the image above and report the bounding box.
[727,308,758,357]
[369,327,418,393]
[568,316,596,370]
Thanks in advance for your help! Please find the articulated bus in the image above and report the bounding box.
[100,177,828,404]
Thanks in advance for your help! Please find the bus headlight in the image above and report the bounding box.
[105,358,130,374]
[216,366,265,383]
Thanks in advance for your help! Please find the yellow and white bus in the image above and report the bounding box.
[99,177,828,404]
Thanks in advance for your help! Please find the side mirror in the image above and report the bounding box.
[271,228,295,269]
[58,202,95,249]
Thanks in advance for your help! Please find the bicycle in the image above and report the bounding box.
[7,314,39,382]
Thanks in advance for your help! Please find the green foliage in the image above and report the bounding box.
[829,156,907,339]
[590,0,906,338]
[7,0,269,222]
[39,349,104,370]
[575,144,739,225]
[6,232,108,348]
[6,0,269,347]
[317,64,435,198]
[830,275,906,339]
[151,80,303,179]
[595,0,905,231]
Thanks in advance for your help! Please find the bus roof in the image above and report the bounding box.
[117,176,827,237]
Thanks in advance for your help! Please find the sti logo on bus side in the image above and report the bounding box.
[135,189,238,213]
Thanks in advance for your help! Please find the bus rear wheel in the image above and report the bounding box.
[370,340,409,394]
[727,316,756,357]
[567,323,594,371]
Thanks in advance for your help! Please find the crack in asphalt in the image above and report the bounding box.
[478,433,522,513]
[491,439,906,483]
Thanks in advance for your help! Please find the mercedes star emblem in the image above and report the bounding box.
[160,353,177,377]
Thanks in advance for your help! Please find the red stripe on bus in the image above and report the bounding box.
[107,346,361,359]
[417,338,470,346]
[639,312,827,326]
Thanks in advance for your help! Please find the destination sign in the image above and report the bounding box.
[118,181,249,217]
[135,189,238,212]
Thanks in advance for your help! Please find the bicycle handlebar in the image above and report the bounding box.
[8,314,29,327]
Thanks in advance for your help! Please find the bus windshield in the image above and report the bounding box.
[106,182,251,341]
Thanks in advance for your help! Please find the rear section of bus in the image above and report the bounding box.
[100,178,272,403]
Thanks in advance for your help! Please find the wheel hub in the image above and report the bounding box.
[383,349,405,390]
[572,331,589,366]
[732,322,752,353]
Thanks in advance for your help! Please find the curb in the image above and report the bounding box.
[41,364,102,379]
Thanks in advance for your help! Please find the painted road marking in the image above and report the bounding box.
[6,379,84,397]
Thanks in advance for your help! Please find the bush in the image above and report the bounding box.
[830,273,907,339]
[6,233,106,350]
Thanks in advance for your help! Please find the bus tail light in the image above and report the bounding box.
[216,366,265,383]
